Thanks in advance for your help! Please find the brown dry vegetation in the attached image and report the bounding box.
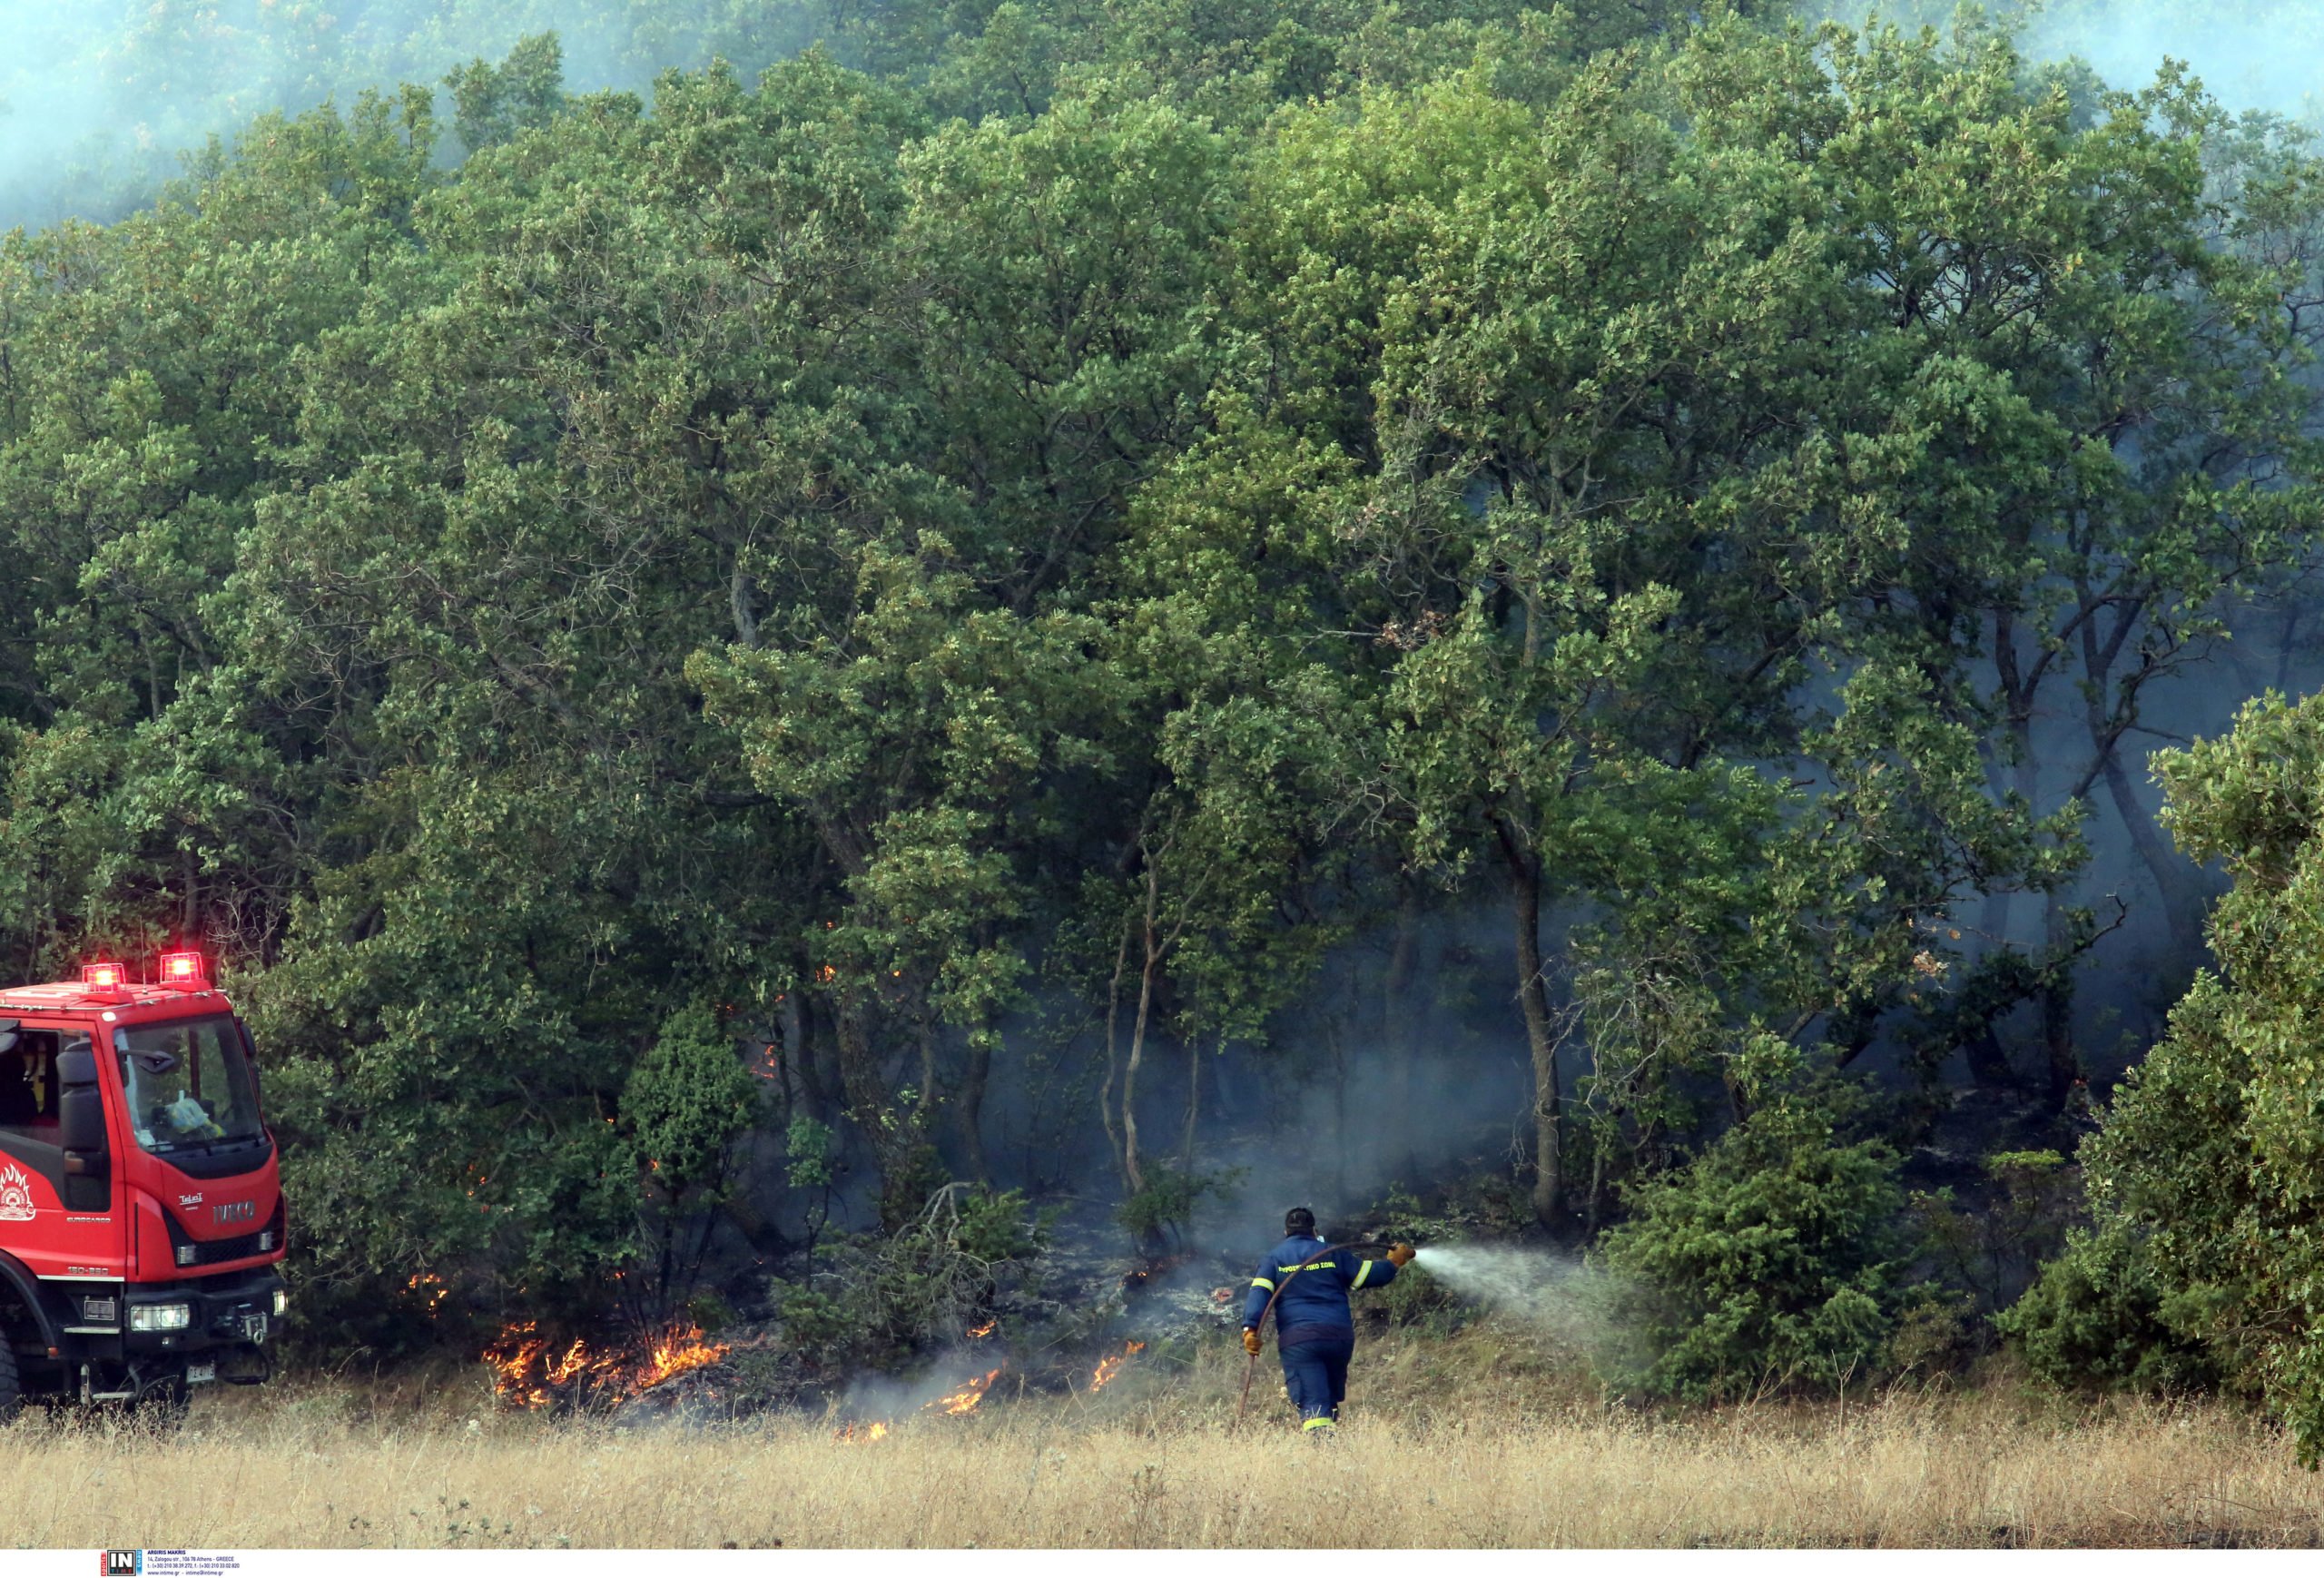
[11,1326,2324,1550]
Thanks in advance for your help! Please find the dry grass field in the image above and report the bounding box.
[13,1326,2324,1550]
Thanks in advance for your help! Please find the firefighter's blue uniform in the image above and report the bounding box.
[1242,1235,1400,1431]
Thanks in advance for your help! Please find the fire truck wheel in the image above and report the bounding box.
[0,1340,19,1424]
[134,1374,190,1430]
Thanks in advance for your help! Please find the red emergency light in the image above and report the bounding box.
[81,961,127,991]
[158,951,210,990]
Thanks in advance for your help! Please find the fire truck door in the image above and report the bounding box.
[0,1022,123,1278]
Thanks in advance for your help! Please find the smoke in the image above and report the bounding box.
[831,1349,1007,1428]
[2020,1,2324,123]
[0,0,829,230]
[1808,0,2324,126]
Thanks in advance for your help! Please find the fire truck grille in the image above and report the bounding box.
[166,1201,285,1268]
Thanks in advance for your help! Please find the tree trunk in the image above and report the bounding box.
[1964,699,2045,1092]
[913,1011,938,1125]
[1585,1131,1607,1239]
[958,1031,992,1185]
[835,996,921,1230]
[1179,1037,1201,1176]
[2041,891,2079,1108]
[1121,863,1164,1198]
[2073,585,2201,951]
[1984,604,2031,957]
[1098,922,1130,1188]
[1964,1027,2018,1091]
[1497,812,1563,1231]
[2098,746,2203,952]
[1384,885,1420,1181]
[791,986,833,1120]
[1330,1009,1350,1205]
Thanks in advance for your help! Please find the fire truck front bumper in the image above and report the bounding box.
[120,1266,287,1357]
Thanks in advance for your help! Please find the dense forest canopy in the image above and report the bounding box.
[8,0,2324,1448]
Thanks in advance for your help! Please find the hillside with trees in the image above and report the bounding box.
[6,0,2324,1448]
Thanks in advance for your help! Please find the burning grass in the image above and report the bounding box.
[11,1327,2324,1549]
[926,1367,1004,1416]
[483,1320,734,1410]
[1090,1340,1146,1391]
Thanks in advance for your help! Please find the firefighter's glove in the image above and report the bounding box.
[1243,1328,1263,1356]
[1387,1243,1416,1268]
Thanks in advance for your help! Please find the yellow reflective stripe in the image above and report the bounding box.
[1249,1277,1275,1292]
[1277,1260,1335,1275]
[1350,1259,1374,1289]
[1302,1416,1338,1431]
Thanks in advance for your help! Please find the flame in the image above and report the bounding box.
[1122,1253,1191,1289]
[1090,1340,1147,1392]
[639,1324,731,1389]
[406,1273,450,1315]
[485,1320,732,1409]
[484,1322,556,1409]
[836,1361,1009,1438]
[547,1338,592,1386]
[927,1367,1002,1415]
[968,1319,997,1339]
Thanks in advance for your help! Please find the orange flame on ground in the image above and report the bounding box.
[836,1360,1009,1439]
[485,1320,732,1409]
[547,1338,593,1386]
[968,1319,997,1339]
[485,1323,556,1409]
[640,1325,731,1389]
[927,1367,1003,1415]
[1090,1340,1147,1391]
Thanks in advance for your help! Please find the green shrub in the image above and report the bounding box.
[1116,1166,1241,1249]
[774,1183,1049,1370]
[620,1002,763,1316]
[1885,1285,1976,1377]
[1997,691,2324,1456]
[1595,1089,1906,1402]
[1999,1225,2216,1393]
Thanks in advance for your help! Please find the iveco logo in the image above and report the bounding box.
[213,1199,256,1226]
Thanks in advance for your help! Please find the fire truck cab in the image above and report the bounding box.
[0,955,286,1415]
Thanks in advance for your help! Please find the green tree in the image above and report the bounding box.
[445,33,568,154]
[621,1002,763,1319]
[2008,689,2324,1459]
[1598,1086,1908,1402]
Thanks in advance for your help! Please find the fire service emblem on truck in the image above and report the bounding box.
[0,1162,35,1222]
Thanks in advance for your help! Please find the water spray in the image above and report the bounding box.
[1405,1241,1611,1352]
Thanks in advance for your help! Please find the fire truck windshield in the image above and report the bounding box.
[113,1016,264,1156]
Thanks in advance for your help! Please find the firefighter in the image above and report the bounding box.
[1241,1207,1415,1434]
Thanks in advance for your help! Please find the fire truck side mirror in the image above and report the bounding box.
[58,1050,107,1172]
[60,1095,106,1175]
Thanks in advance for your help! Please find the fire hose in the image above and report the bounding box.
[1234,1238,1404,1430]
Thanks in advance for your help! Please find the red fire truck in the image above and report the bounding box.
[0,952,286,1414]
